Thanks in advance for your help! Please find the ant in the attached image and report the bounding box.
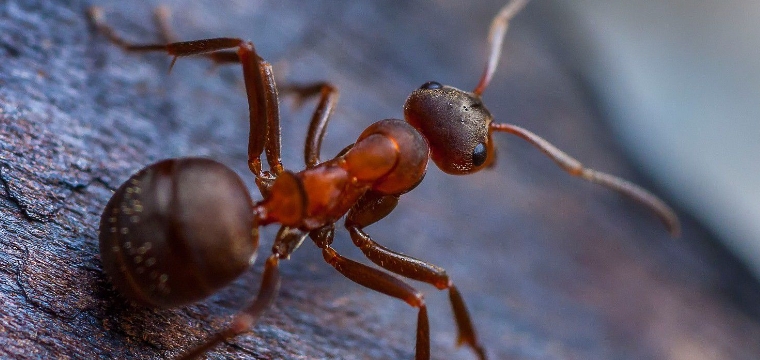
[90,1,680,359]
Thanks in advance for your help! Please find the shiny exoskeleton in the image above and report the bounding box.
[99,158,258,307]
[91,1,680,359]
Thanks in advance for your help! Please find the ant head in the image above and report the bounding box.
[403,81,495,174]
[402,0,533,175]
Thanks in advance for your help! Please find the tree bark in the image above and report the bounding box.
[1,0,759,359]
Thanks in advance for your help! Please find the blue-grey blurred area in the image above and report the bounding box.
[540,0,760,278]
[3,0,759,358]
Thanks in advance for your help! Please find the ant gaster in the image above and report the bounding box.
[90,1,680,359]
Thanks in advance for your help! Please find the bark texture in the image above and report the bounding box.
[1,0,759,359]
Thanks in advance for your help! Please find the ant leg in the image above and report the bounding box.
[179,226,307,359]
[100,21,336,171]
[150,7,240,68]
[490,122,681,237]
[315,241,430,360]
[271,226,309,259]
[279,83,340,168]
[178,254,280,360]
[242,54,283,195]
[88,7,240,66]
[344,192,487,360]
[88,7,243,58]
[89,9,356,188]
[308,223,335,249]
[88,7,285,192]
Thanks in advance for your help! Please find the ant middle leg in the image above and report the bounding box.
[345,191,488,360]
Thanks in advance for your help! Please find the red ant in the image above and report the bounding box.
[90,1,680,359]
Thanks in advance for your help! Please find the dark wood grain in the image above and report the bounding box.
[2,0,760,359]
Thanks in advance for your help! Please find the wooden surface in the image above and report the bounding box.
[2,0,760,359]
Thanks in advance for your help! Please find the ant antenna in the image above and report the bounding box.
[472,1,680,237]
[490,123,681,237]
[473,0,530,96]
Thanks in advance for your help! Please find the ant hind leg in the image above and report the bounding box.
[178,255,281,360]
[178,226,308,359]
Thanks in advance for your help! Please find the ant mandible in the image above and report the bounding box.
[90,1,680,359]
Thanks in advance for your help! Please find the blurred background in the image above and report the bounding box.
[539,0,760,278]
[1,0,760,359]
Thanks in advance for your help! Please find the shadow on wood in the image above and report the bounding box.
[1,0,760,359]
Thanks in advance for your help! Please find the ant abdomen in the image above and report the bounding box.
[99,158,259,308]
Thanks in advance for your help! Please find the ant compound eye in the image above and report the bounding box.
[419,81,443,90]
[472,142,487,167]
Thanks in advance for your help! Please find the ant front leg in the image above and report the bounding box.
[345,191,488,360]
[310,226,431,360]
[88,7,284,195]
